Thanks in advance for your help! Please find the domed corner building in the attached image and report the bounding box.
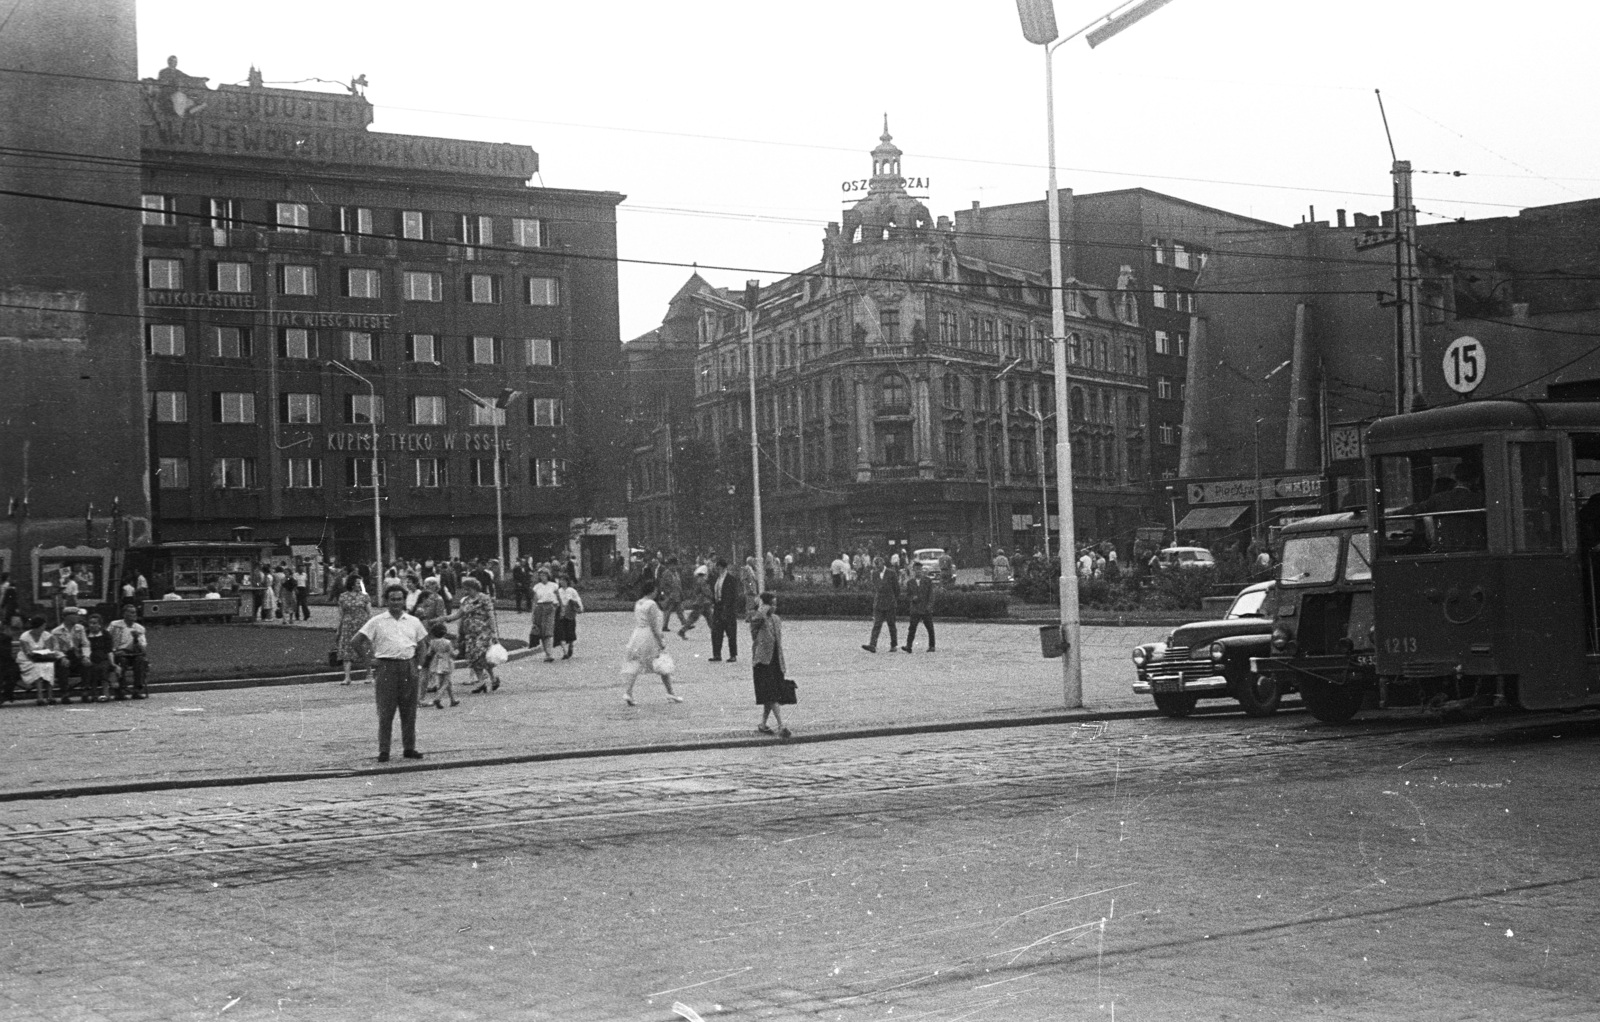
[629,121,1154,565]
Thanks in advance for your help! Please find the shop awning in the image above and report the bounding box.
[1176,505,1249,530]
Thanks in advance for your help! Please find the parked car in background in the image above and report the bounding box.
[1130,580,1282,717]
[913,548,946,573]
[1151,546,1217,571]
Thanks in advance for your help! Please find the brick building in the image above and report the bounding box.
[138,62,626,571]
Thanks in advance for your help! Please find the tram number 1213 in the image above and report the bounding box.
[1383,636,1418,654]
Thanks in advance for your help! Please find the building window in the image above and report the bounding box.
[1123,342,1140,375]
[344,393,383,424]
[1176,331,1189,357]
[157,456,189,489]
[275,202,309,233]
[1157,376,1174,400]
[471,335,500,365]
[344,267,381,299]
[1158,422,1175,445]
[880,373,907,410]
[471,458,507,487]
[405,334,437,363]
[468,402,506,427]
[146,258,182,290]
[212,261,252,293]
[942,374,962,408]
[526,337,559,366]
[401,210,427,240]
[1152,284,1166,309]
[529,397,564,426]
[146,324,185,356]
[403,271,442,302]
[1172,243,1190,270]
[513,218,543,247]
[346,458,387,488]
[213,326,250,358]
[141,194,175,226]
[208,198,239,230]
[339,206,373,235]
[532,458,568,487]
[1154,329,1170,355]
[344,331,374,361]
[279,328,316,360]
[279,264,316,296]
[457,214,494,246]
[879,307,900,343]
[280,392,321,424]
[1067,333,1081,365]
[213,457,258,490]
[943,426,965,469]
[152,391,187,423]
[285,458,322,489]
[466,274,501,304]
[213,392,256,424]
[1070,387,1087,421]
[526,276,560,306]
[411,395,446,425]
[414,458,447,488]
[1152,238,1166,264]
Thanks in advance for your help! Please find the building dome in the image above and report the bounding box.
[842,117,931,243]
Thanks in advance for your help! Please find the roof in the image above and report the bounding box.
[1278,511,1365,534]
[1176,506,1249,530]
[1367,399,1600,446]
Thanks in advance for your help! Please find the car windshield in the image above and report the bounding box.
[1279,535,1340,585]
[1229,587,1269,618]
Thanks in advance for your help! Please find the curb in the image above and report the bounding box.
[0,706,1171,803]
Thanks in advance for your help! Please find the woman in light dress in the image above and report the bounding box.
[620,594,682,706]
[448,577,500,694]
[333,575,373,685]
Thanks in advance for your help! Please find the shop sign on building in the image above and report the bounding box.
[1186,474,1322,505]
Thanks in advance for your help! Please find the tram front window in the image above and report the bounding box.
[1377,445,1487,555]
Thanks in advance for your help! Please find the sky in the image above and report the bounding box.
[137,1,1600,341]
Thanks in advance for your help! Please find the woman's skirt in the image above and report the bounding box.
[553,614,577,644]
[753,661,791,706]
[530,602,558,640]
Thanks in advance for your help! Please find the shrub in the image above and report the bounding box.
[1144,567,1217,610]
[769,588,1009,620]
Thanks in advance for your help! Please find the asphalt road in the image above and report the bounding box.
[3,710,1596,1020]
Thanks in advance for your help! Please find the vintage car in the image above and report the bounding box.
[1151,546,1218,571]
[1131,580,1283,717]
[1250,511,1375,724]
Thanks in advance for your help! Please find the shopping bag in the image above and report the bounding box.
[485,642,509,666]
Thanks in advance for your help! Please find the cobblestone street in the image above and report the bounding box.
[3,711,1597,1020]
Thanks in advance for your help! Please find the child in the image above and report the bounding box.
[83,614,114,703]
[425,622,458,708]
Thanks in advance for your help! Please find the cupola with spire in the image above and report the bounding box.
[842,116,932,244]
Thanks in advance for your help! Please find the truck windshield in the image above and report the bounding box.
[1346,532,1372,581]
[1279,535,1339,585]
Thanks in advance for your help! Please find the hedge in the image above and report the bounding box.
[765,589,1010,620]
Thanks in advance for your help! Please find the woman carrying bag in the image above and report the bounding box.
[619,593,682,706]
[447,577,505,694]
[748,591,794,739]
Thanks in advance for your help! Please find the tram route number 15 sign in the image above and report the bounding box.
[1443,335,1486,395]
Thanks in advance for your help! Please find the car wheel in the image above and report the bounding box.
[1152,691,1199,718]
[1298,677,1363,724]
[1233,669,1281,717]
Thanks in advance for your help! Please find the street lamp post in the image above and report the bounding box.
[1018,0,1177,708]
[459,387,523,572]
[330,359,382,599]
[690,283,767,592]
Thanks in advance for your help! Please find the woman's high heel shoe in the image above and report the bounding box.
[469,684,489,695]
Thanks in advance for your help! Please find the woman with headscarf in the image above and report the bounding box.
[447,576,501,694]
[620,592,682,706]
[333,575,374,685]
[748,591,792,738]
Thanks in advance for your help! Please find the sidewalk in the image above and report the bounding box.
[0,612,1173,799]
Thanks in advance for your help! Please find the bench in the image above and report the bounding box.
[141,597,243,623]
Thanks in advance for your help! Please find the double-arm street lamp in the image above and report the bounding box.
[329,359,382,597]
[690,282,767,592]
[458,387,523,573]
[1017,0,1177,708]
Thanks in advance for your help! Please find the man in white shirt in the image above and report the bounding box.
[107,604,149,699]
[354,585,429,763]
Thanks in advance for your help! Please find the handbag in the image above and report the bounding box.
[485,642,509,666]
[779,677,798,705]
[650,650,676,675]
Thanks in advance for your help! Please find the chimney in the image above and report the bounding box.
[1336,209,1347,228]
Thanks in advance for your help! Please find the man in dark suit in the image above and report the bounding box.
[861,557,900,652]
[901,560,936,653]
[709,557,739,663]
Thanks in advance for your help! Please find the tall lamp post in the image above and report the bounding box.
[690,282,767,592]
[1018,0,1177,708]
[459,387,523,572]
[330,359,382,599]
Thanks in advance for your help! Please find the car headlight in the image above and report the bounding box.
[1209,642,1226,663]
[1131,646,1148,666]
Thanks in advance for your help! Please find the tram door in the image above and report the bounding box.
[1575,436,1600,658]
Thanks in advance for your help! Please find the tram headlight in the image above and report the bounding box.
[1271,624,1296,655]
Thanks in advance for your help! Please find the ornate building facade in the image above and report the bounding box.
[635,127,1151,562]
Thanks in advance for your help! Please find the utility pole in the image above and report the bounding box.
[1393,159,1422,414]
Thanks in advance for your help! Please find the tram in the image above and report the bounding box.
[1319,399,1600,722]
